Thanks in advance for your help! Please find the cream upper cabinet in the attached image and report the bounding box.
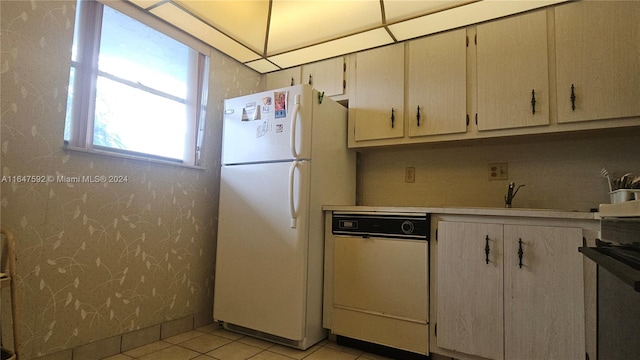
[407,29,467,137]
[301,57,345,97]
[436,220,585,360]
[352,43,405,142]
[344,2,640,149]
[264,67,301,91]
[555,1,640,123]
[476,10,549,131]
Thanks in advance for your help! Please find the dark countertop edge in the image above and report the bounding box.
[322,205,598,220]
[579,247,640,292]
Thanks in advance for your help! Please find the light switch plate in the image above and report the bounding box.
[405,167,416,183]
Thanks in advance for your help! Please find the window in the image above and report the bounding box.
[65,0,209,166]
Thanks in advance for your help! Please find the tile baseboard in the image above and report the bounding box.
[33,313,212,360]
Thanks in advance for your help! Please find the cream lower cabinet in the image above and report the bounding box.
[436,220,585,360]
[555,1,640,123]
[436,221,503,359]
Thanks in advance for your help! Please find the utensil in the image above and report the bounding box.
[601,168,613,192]
[620,173,634,189]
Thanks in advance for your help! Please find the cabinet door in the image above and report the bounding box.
[264,67,301,90]
[302,57,345,97]
[555,1,640,123]
[503,225,585,360]
[437,221,504,360]
[477,10,549,131]
[407,29,467,137]
[353,43,405,142]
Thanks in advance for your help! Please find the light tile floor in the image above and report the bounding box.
[103,324,393,360]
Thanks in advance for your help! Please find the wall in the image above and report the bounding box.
[358,128,640,211]
[3,0,639,358]
[0,1,262,358]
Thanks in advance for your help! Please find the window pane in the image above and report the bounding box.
[70,4,81,62]
[98,6,191,99]
[64,66,76,142]
[64,1,208,165]
[94,76,187,160]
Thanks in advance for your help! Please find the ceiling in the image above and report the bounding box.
[125,0,568,73]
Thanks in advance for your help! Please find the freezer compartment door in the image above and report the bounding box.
[214,161,310,340]
[222,85,312,164]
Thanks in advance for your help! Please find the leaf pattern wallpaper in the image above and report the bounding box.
[1,0,262,358]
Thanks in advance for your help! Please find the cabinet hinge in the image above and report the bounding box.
[583,236,587,247]
[475,113,478,125]
[435,228,438,241]
[434,323,437,337]
[474,34,477,45]
[466,36,469,47]
[466,114,469,126]
[343,62,347,72]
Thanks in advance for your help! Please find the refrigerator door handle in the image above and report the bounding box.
[288,160,299,228]
[290,94,301,159]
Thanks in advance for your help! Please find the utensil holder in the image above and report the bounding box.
[609,189,635,203]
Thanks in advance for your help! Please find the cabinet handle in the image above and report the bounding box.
[570,84,576,111]
[416,106,421,127]
[485,235,490,264]
[531,89,537,115]
[391,108,395,128]
[518,238,524,268]
[308,74,313,86]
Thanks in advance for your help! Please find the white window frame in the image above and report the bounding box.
[66,0,210,167]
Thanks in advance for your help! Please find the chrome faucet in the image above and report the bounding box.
[505,182,525,208]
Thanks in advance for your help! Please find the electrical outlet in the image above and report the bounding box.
[405,167,416,183]
[489,163,508,180]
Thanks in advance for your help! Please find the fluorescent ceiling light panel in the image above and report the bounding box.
[173,0,269,54]
[245,59,281,73]
[389,0,569,41]
[124,0,161,9]
[150,2,260,63]
[125,0,162,10]
[268,28,394,69]
[267,0,382,55]
[124,0,571,73]
[383,0,475,23]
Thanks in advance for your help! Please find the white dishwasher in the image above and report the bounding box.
[327,211,430,357]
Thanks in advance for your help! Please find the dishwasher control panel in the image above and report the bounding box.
[332,212,430,240]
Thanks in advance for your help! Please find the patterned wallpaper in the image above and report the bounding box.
[1,0,262,358]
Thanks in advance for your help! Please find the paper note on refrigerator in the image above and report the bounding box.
[242,102,260,121]
[275,91,287,118]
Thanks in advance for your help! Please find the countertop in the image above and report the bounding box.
[599,200,640,217]
[323,205,599,220]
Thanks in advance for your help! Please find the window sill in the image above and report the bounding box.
[63,145,206,170]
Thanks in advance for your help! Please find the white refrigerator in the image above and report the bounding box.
[213,84,355,349]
